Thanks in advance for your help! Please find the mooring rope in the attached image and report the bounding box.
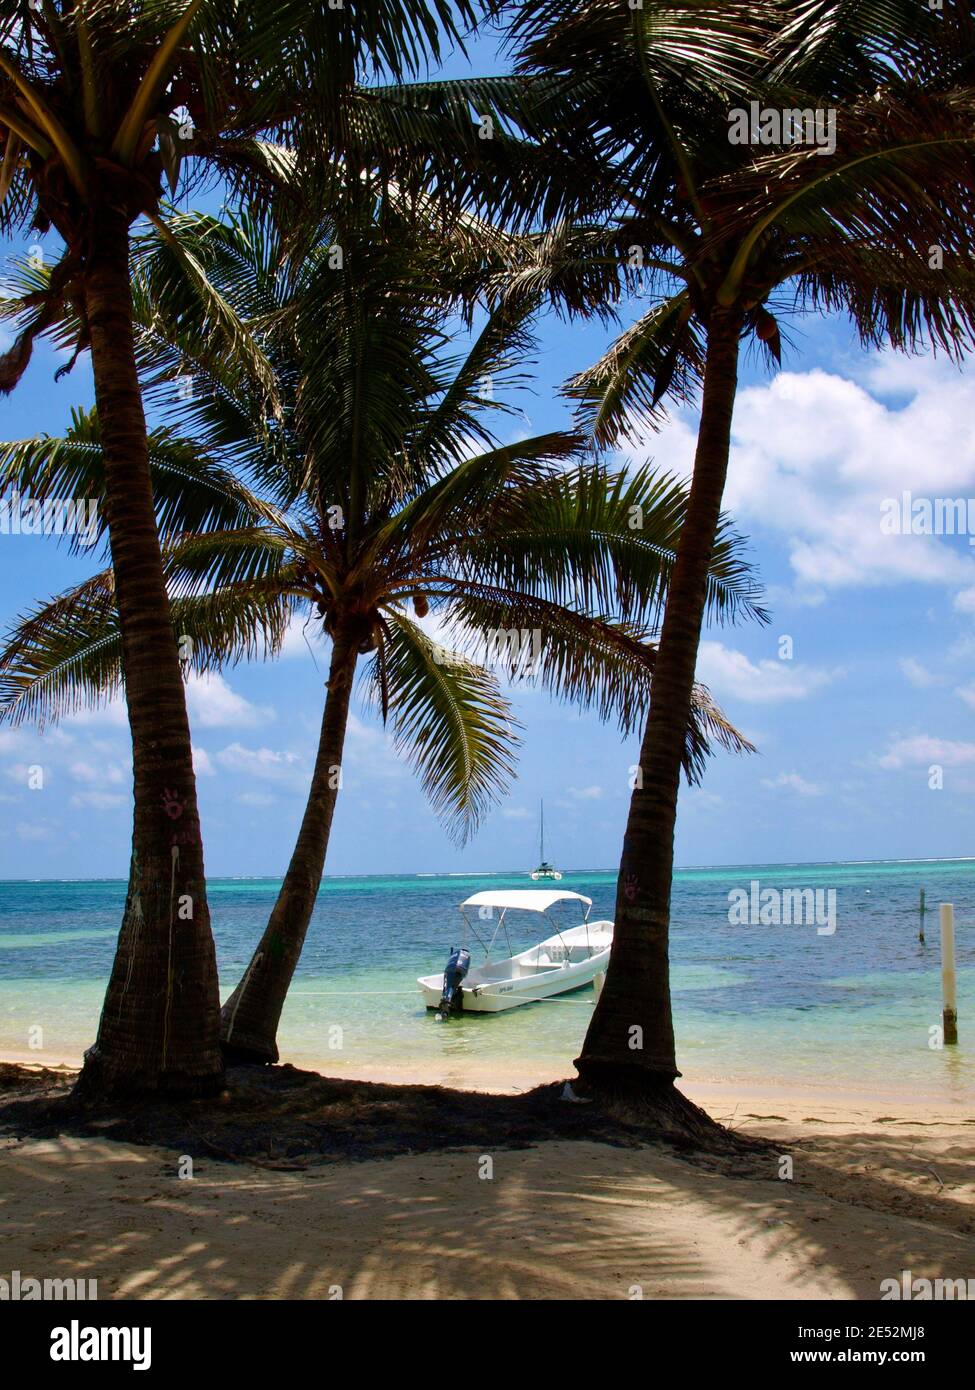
[289,989,594,1003]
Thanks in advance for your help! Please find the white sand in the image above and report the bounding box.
[1,1060,972,1300]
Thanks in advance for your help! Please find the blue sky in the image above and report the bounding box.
[3,26,975,879]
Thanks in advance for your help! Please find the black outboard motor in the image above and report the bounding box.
[437,947,471,1017]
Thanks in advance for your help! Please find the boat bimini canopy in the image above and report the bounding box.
[460,890,592,914]
[458,889,593,962]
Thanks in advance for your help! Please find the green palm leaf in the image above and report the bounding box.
[439,584,753,780]
[452,461,767,629]
[0,407,273,552]
[372,610,521,843]
[0,563,294,728]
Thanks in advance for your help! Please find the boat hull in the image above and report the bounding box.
[418,921,613,1013]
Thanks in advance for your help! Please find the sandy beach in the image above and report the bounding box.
[1,1058,971,1301]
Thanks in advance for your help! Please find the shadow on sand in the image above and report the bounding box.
[1,1063,971,1299]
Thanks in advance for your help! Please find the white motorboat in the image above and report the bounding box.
[417,889,613,1015]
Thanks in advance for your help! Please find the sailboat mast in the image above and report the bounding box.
[539,800,544,861]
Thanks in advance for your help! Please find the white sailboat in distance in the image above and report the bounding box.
[530,800,562,881]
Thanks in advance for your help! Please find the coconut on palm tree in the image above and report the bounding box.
[0,196,765,1065]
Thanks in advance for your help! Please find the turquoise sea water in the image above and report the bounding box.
[1,859,973,1103]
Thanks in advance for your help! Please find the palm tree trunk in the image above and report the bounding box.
[76,203,223,1099]
[221,629,358,1063]
[575,306,743,1107]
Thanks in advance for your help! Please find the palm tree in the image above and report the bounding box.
[0,0,484,1096]
[485,0,975,1114]
[0,200,765,1065]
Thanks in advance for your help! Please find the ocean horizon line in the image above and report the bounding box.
[3,853,975,887]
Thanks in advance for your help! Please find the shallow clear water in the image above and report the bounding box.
[1,859,973,1102]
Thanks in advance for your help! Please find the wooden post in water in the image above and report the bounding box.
[919,887,926,943]
[940,903,958,1045]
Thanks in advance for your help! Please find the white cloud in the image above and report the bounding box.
[567,784,604,801]
[237,790,276,808]
[16,821,53,841]
[278,614,325,660]
[192,746,215,777]
[878,734,975,769]
[70,790,126,811]
[69,758,127,785]
[760,771,825,797]
[215,742,306,786]
[683,787,723,810]
[342,713,404,784]
[502,806,531,820]
[280,604,486,669]
[64,697,127,728]
[414,608,484,660]
[641,355,975,603]
[696,641,841,703]
[899,657,944,689]
[59,675,272,732]
[186,673,274,729]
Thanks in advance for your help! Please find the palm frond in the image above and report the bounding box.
[449,461,767,629]
[369,431,584,564]
[0,570,121,727]
[440,583,754,779]
[0,563,295,728]
[0,407,273,552]
[567,292,705,445]
[370,609,520,844]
